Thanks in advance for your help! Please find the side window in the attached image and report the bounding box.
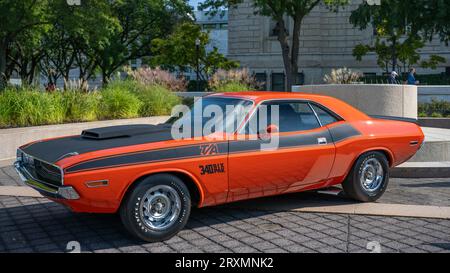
[310,104,339,126]
[245,101,321,134]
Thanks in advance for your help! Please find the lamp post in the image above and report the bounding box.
[195,38,200,91]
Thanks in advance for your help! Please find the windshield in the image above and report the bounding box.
[167,97,254,138]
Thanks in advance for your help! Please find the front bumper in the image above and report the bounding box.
[14,161,80,200]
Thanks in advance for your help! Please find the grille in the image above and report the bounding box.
[23,157,62,187]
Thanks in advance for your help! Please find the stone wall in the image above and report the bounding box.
[228,0,450,88]
[292,84,418,119]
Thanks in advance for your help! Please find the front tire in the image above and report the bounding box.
[342,151,389,202]
[120,174,191,242]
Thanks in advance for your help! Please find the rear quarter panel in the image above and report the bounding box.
[328,119,424,183]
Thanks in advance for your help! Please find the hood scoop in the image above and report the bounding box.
[81,124,170,140]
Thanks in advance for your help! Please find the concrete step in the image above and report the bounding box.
[392,162,450,178]
[409,127,450,162]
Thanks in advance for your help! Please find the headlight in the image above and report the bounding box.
[16,150,23,162]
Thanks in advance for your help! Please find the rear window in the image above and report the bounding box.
[310,104,340,126]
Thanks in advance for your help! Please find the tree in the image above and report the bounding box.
[7,23,49,85]
[350,0,444,74]
[92,0,192,84]
[420,0,450,44]
[39,0,118,89]
[200,0,348,91]
[0,0,50,88]
[151,22,239,80]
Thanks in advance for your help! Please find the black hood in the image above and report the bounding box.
[21,124,174,163]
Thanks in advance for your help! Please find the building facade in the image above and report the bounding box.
[228,0,450,90]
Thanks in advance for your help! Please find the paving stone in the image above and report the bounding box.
[0,172,450,253]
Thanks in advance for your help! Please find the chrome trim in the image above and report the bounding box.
[17,148,64,185]
[55,152,79,162]
[14,161,79,200]
[317,137,328,145]
[308,102,323,127]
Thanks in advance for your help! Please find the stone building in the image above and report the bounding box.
[228,0,450,90]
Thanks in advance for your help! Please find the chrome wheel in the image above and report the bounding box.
[360,158,384,193]
[139,185,181,231]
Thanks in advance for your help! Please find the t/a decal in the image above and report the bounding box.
[200,144,219,156]
[199,163,225,175]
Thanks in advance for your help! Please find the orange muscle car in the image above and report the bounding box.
[14,92,424,242]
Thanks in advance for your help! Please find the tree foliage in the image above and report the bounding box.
[0,0,50,87]
[151,22,239,80]
[420,0,450,44]
[350,0,445,73]
[0,0,193,89]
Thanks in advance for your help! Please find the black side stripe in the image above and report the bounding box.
[65,124,361,173]
[66,143,229,173]
[328,123,361,142]
[229,129,333,154]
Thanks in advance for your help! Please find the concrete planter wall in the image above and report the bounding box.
[292,84,418,119]
[0,116,168,164]
[419,118,450,129]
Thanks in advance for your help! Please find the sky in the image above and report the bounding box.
[189,0,203,10]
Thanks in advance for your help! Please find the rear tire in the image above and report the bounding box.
[342,151,389,202]
[120,174,191,242]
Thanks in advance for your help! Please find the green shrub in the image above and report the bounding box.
[61,91,100,122]
[99,84,142,119]
[134,84,181,116]
[0,88,65,127]
[0,78,183,128]
[418,99,450,118]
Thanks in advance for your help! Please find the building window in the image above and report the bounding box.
[446,67,450,76]
[219,23,228,30]
[295,73,305,85]
[271,73,285,91]
[255,73,267,90]
[202,24,217,30]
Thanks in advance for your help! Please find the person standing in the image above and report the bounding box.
[388,71,399,84]
[407,68,419,85]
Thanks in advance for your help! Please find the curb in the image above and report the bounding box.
[391,162,450,178]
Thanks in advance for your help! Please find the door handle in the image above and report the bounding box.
[317,137,328,145]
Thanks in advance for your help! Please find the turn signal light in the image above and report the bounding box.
[85,180,109,188]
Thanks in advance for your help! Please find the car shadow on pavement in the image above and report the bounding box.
[0,192,355,253]
[219,191,356,211]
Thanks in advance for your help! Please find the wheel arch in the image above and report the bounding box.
[357,147,395,168]
[341,147,395,183]
[120,168,205,208]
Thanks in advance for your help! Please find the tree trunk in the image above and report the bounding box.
[0,43,7,89]
[290,17,302,91]
[276,19,292,91]
[391,38,398,72]
[102,69,111,86]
